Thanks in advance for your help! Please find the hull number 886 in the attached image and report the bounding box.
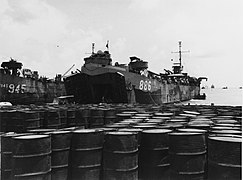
[139,80,151,91]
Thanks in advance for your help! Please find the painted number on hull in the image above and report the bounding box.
[139,80,151,91]
[8,84,26,93]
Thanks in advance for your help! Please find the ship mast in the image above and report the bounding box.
[172,41,189,74]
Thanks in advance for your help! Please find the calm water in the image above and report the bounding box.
[182,88,242,106]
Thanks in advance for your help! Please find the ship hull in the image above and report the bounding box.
[0,73,66,105]
[64,69,201,104]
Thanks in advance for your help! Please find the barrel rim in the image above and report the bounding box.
[13,134,50,140]
[169,132,204,136]
[106,131,136,136]
[142,129,172,134]
[208,136,242,142]
[177,128,207,133]
[73,129,103,133]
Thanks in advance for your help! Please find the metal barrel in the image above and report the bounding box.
[0,132,34,180]
[22,111,41,131]
[70,129,104,180]
[103,132,138,180]
[0,110,9,132]
[75,108,88,128]
[169,132,207,180]
[104,108,117,125]
[5,110,23,132]
[1,132,17,180]
[12,134,51,180]
[48,130,72,180]
[11,111,28,132]
[44,109,61,129]
[139,129,172,180]
[118,128,143,147]
[67,108,76,127]
[89,108,104,128]
[208,136,241,180]
[58,107,67,128]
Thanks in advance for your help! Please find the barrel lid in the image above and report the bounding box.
[210,130,242,134]
[118,128,143,132]
[151,116,170,120]
[179,113,197,118]
[154,112,173,116]
[116,113,132,117]
[209,134,242,138]
[211,126,240,130]
[183,111,201,115]
[73,129,103,133]
[214,123,241,127]
[188,123,211,127]
[13,134,49,140]
[177,128,207,133]
[120,111,137,114]
[136,123,157,126]
[208,136,242,143]
[106,131,135,135]
[169,132,203,136]
[142,129,172,134]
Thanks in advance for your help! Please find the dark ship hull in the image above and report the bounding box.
[0,59,65,105]
[64,41,206,104]
[0,73,65,105]
[64,68,201,104]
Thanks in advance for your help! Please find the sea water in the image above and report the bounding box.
[182,88,242,106]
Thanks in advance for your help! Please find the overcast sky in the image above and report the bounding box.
[0,0,242,88]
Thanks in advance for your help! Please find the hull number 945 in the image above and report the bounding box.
[139,80,151,91]
[0,83,27,93]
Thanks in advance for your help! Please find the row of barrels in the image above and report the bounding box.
[0,127,241,179]
[0,103,241,133]
[0,103,242,180]
[0,106,118,133]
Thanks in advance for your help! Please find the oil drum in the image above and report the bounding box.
[1,133,34,180]
[89,108,104,128]
[169,132,207,180]
[67,108,76,127]
[208,136,241,180]
[103,132,138,180]
[70,129,104,180]
[12,134,51,180]
[58,107,67,128]
[104,108,117,125]
[44,109,61,129]
[139,129,172,180]
[48,130,72,180]
[75,108,88,128]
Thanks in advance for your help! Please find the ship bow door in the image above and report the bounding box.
[91,72,127,103]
